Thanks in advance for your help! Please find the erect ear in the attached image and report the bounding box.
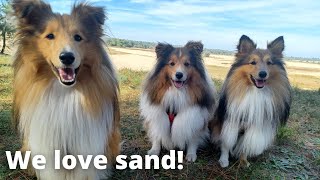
[268,36,285,57]
[236,35,256,57]
[185,41,203,56]
[12,0,53,28]
[72,3,106,36]
[155,43,174,59]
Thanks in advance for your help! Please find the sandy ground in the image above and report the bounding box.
[109,47,320,78]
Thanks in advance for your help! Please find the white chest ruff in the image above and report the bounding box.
[162,87,191,112]
[141,87,210,150]
[227,87,275,127]
[19,81,113,172]
[222,87,278,157]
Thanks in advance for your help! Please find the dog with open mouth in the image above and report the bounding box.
[209,35,292,168]
[12,0,120,179]
[140,41,216,162]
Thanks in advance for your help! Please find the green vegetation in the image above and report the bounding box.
[203,48,234,56]
[105,38,157,49]
[0,0,15,54]
[0,57,319,179]
[285,57,320,63]
[105,38,235,56]
[106,38,320,63]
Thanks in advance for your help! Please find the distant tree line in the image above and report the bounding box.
[203,49,234,56]
[284,57,320,63]
[105,38,235,56]
[105,38,156,49]
[105,38,320,62]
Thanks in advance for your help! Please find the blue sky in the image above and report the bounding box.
[50,0,320,58]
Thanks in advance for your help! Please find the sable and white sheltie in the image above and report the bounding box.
[140,41,216,162]
[12,0,120,179]
[210,35,292,168]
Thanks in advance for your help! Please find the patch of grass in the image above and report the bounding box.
[289,74,320,90]
[277,127,295,142]
[0,57,319,179]
[107,48,131,55]
[206,65,229,81]
[119,68,146,90]
[268,147,315,179]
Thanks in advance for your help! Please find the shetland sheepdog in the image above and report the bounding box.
[140,41,216,162]
[210,35,292,167]
[12,0,120,179]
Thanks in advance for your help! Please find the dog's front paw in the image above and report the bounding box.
[239,158,250,168]
[147,149,160,155]
[186,153,197,162]
[219,157,229,168]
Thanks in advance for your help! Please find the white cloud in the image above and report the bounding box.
[88,0,112,3]
[50,1,73,13]
[50,0,320,57]
[130,0,154,3]
[145,1,275,16]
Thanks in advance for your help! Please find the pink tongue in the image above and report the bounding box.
[174,81,183,88]
[58,68,74,81]
[256,80,265,87]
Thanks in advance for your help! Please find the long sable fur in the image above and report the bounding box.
[144,41,215,109]
[12,0,120,174]
[211,35,292,138]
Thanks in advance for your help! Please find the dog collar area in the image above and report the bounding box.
[166,112,177,125]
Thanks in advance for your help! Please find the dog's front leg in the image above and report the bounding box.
[186,137,200,162]
[148,139,161,155]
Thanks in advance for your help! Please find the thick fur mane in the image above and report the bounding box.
[211,36,292,143]
[12,1,121,170]
[12,1,119,128]
[140,42,216,162]
[144,42,215,109]
[213,37,292,135]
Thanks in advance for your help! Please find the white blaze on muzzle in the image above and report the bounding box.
[171,66,188,89]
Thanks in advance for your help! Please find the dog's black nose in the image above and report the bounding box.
[259,71,267,78]
[175,72,183,79]
[59,52,75,65]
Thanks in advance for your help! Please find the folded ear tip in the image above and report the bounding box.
[237,35,256,54]
[155,42,174,59]
[156,42,169,49]
[186,41,203,48]
[240,35,256,45]
[72,3,106,25]
[267,36,285,54]
[187,41,203,50]
[156,42,164,46]
[186,40,202,44]
[278,36,284,42]
[240,35,250,41]
[12,0,52,19]
[270,36,285,45]
[240,34,247,38]
[12,0,24,5]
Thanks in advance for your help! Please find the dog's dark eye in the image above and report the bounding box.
[46,34,54,40]
[184,62,190,67]
[250,61,256,65]
[169,62,175,66]
[74,34,82,42]
[267,61,273,65]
